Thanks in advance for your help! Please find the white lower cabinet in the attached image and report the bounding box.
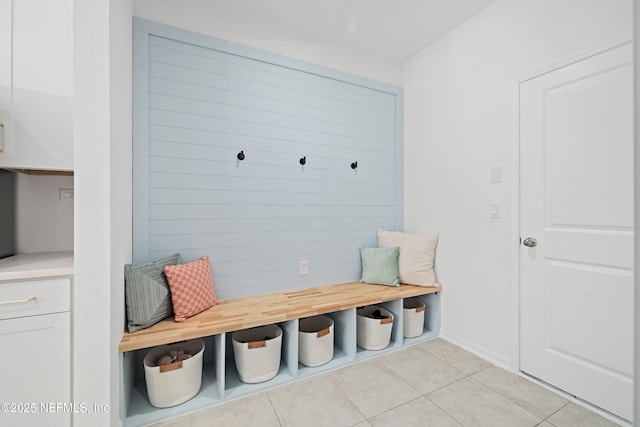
[120,293,440,427]
[0,278,71,427]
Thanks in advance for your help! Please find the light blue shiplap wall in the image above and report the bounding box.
[133,19,404,300]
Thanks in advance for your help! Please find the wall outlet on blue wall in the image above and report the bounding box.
[299,260,309,275]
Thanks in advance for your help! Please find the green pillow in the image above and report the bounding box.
[125,254,180,332]
[359,246,400,287]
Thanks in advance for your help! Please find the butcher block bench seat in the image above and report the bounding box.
[119,281,442,352]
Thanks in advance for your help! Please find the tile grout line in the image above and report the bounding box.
[411,340,489,424]
[326,371,371,424]
[364,395,429,425]
[411,345,480,427]
[326,353,429,425]
[422,373,487,427]
[418,361,481,396]
[423,371,545,427]
[265,392,285,427]
[539,401,570,426]
[467,369,562,423]
[422,394,465,427]
[468,376,545,424]
[415,340,491,377]
[371,357,431,405]
[356,348,471,426]
[419,342,567,425]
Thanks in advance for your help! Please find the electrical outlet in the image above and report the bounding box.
[299,260,308,275]
[59,189,74,201]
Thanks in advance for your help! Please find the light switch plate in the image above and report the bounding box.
[489,202,501,218]
[490,166,502,183]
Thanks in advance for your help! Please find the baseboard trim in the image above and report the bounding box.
[438,330,510,370]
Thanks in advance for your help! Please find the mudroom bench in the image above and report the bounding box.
[119,281,442,426]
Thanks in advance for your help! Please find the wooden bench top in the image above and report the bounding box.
[119,281,442,352]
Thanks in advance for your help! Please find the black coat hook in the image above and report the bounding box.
[237,150,245,161]
[351,161,358,170]
[299,156,306,166]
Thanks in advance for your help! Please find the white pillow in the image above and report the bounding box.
[377,228,439,286]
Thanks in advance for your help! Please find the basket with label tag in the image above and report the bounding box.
[403,298,426,338]
[356,305,395,350]
[232,324,282,383]
[299,315,334,367]
[143,338,205,408]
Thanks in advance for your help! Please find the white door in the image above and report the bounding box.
[520,42,633,421]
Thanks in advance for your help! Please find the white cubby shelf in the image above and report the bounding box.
[119,282,441,426]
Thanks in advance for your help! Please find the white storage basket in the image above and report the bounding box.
[299,315,334,367]
[232,324,282,383]
[143,338,205,408]
[403,299,425,338]
[356,305,394,350]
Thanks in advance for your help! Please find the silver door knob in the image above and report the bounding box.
[523,237,537,247]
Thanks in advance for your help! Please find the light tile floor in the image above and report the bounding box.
[147,338,622,427]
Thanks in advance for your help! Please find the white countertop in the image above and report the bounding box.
[0,251,74,281]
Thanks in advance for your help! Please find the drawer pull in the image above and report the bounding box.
[0,122,5,153]
[0,296,37,305]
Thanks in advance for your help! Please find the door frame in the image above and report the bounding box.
[510,33,633,374]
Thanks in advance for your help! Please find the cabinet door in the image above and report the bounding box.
[0,0,10,160]
[0,312,70,427]
[5,0,73,170]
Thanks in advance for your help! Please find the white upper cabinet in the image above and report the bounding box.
[0,0,73,171]
[0,0,10,153]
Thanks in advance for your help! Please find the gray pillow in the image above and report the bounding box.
[125,254,180,332]
[359,246,400,287]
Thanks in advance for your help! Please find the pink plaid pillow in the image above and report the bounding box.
[164,256,219,322]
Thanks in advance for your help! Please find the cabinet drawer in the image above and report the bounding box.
[0,278,70,320]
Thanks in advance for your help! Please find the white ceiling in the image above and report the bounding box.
[215,0,498,62]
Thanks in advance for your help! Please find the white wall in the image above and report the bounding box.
[109,1,133,424]
[15,173,73,253]
[402,0,632,368]
[633,1,639,423]
[73,0,133,425]
[73,0,112,422]
[133,0,401,86]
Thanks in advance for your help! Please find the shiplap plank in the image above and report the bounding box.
[147,188,394,208]
[148,238,380,264]
[148,76,395,133]
[148,228,375,251]
[147,141,395,171]
[149,171,395,197]
[148,86,395,140]
[149,92,394,143]
[148,109,394,153]
[148,217,394,236]
[135,24,402,300]
[148,61,395,126]
[209,250,358,276]
[147,127,395,164]
[148,59,395,123]
[148,157,393,186]
[149,39,396,109]
[148,204,396,221]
